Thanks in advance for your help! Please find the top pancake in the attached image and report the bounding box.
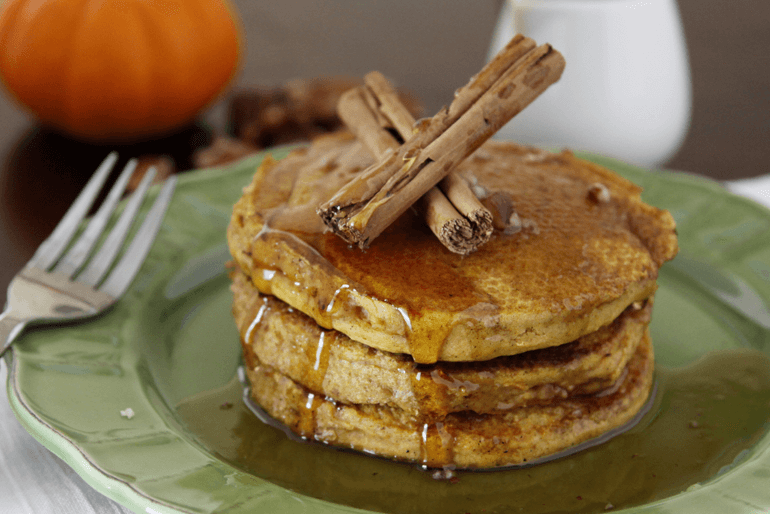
[228,132,677,363]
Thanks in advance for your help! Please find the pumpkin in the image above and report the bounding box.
[0,0,241,142]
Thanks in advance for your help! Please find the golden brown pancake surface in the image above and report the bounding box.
[232,267,652,423]
[245,332,655,469]
[227,132,677,364]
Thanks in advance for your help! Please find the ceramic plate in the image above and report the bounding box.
[5,147,770,514]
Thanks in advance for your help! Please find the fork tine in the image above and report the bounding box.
[53,159,138,278]
[28,152,119,270]
[99,176,177,298]
[76,166,158,287]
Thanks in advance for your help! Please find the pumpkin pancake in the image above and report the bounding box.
[244,331,655,469]
[227,132,677,363]
[232,267,652,423]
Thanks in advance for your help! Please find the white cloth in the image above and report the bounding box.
[1,177,769,514]
[725,174,770,207]
[1,363,133,514]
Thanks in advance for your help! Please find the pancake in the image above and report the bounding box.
[232,266,652,423]
[245,331,655,469]
[227,132,678,364]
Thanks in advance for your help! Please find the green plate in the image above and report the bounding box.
[5,147,770,514]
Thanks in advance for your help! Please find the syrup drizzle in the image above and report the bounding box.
[305,330,333,392]
[238,366,658,471]
[237,286,654,469]
[298,393,324,438]
[177,349,770,514]
[420,422,456,469]
[231,139,677,469]
[235,139,668,365]
[240,317,652,470]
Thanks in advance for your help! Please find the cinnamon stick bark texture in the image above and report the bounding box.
[318,35,566,248]
[339,74,493,254]
[364,72,494,254]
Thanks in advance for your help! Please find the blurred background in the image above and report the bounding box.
[215,0,767,179]
[1,0,769,290]
[1,0,768,178]
[222,0,768,178]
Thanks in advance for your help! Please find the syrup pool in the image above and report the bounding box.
[177,348,770,514]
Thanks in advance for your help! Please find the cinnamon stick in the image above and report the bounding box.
[338,86,475,254]
[362,72,415,138]
[318,35,565,248]
[438,172,493,237]
[418,188,476,252]
[358,72,493,254]
[338,87,398,159]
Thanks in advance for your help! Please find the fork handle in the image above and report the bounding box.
[0,308,27,359]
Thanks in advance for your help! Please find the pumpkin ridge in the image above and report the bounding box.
[184,0,233,117]
[0,0,48,111]
[0,0,24,63]
[123,1,158,128]
[0,0,27,97]
[62,0,97,132]
[137,0,194,125]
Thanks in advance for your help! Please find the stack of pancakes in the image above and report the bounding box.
[227,132,678,469]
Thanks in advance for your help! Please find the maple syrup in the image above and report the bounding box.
[177,349,770,514]
[229,139,674,365]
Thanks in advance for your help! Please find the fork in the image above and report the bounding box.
[0,152,177,358]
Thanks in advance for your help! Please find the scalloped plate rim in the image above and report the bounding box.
[4,146,770,514]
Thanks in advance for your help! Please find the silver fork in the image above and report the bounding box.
[0,152,177,358]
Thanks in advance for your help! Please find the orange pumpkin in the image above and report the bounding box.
[0,0,241,142]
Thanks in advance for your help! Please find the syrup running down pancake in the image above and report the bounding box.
[244,331,654,469]
[227,133,677,468]
[228,133,677,364]
[232,267,652,423]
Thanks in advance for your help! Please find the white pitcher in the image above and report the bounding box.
[488,0,691,168]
